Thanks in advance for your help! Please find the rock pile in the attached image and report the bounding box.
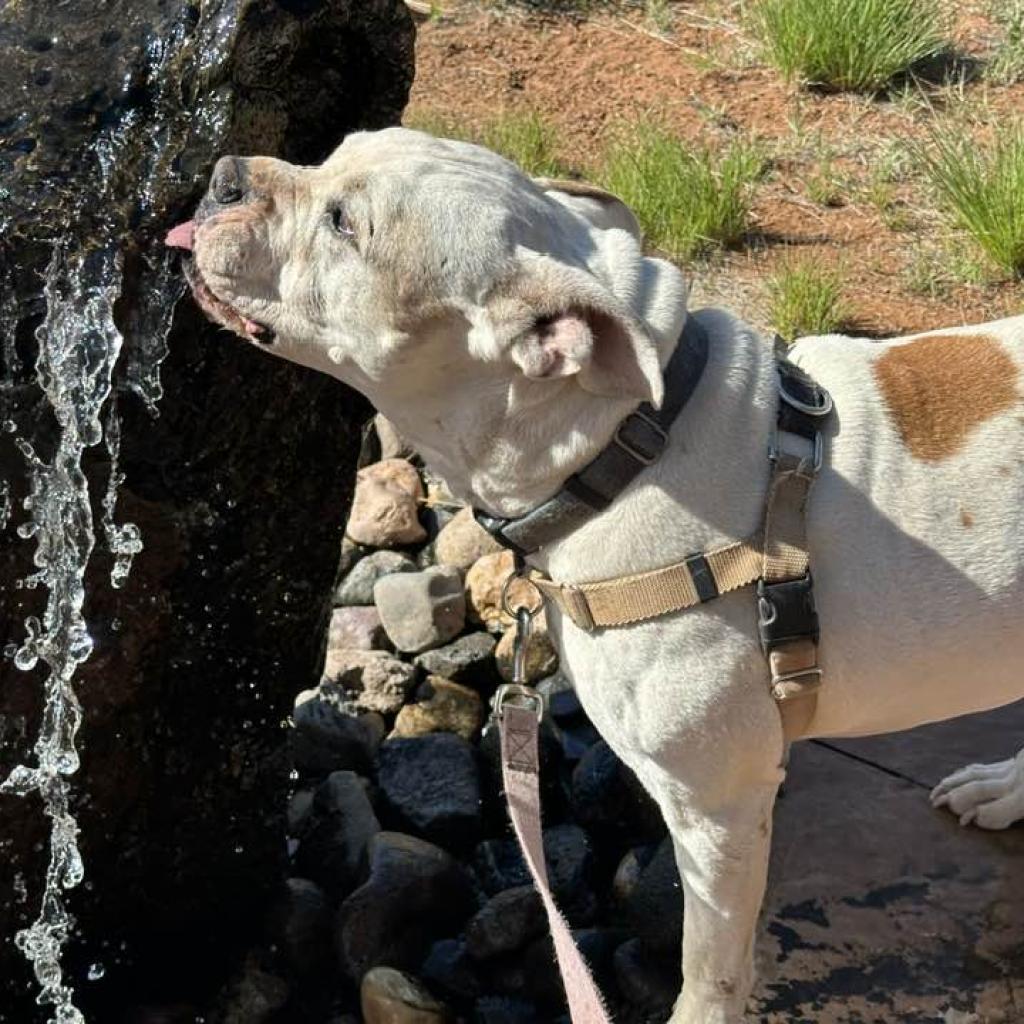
[273,416,684,1023]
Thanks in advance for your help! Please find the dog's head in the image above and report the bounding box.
[171,128,686,414]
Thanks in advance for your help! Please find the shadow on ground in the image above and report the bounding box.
[754,702,1024,1023]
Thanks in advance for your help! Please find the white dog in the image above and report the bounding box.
[168,128,1024,1023]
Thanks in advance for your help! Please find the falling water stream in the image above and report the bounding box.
[1,5,238,1019]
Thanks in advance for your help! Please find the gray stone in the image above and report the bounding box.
[294,771,381,897]
[336,550,418,606]
[328,605,391,652]
[322,649,418,715]
[465,886,545,960]
[375,566,467,654]
[220,958,290,1024]
[378,734,483,849]
[413,632,499,690]
[361,966,449,1024]
[290,693,383,778]
[335,832,475,981]
[287,789,315,838]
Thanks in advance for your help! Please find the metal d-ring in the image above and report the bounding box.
[500,570,544,622]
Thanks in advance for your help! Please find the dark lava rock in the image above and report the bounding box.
[414,631,499,690]
[473,824,597,925]
[290,696,383,778]
[335,832,476,982]
[0,0,413,1016]
[571,741,665,842]
[466,885,546,960]
[547,687,585,725]
[377,734,483,849]
[612,938,681,1013]
[268,879,332,979]
[472,995,543,1024]
[421,938,483,1003]
[293,771,380,898]
[618,837,683,953]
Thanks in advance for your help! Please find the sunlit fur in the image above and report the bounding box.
[191,127,1024,1023]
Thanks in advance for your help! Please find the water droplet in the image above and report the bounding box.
[86,963,105,981]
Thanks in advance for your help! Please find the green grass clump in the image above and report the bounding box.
[917,125,1024,275]
[747,0,948,93]
[600,122,765,260]
[987,0,1024,84]
[766,257,847,341]
[480,112,566,178]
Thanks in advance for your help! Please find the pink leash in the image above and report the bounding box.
[494,604,613,1024]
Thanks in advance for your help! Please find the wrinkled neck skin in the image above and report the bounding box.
[344,234,691,518]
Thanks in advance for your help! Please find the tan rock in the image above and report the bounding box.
[361,966,449,1024]
[434,507,504,573]
[495,615,558,683]
[465,550,538,631]
[346,458,426,548]
[321,649,417,715]
[391,676,484,741]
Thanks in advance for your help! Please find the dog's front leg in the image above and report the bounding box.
[659,782,780,1024]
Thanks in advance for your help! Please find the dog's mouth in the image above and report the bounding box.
[165,220,277,347]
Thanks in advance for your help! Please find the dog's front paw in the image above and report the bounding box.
[930,752,1024,829]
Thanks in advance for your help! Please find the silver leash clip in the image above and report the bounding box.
[491,569,545,723]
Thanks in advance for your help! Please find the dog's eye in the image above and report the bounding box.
[329,205,355,238]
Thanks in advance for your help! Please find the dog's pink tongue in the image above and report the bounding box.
[165,220,195,251]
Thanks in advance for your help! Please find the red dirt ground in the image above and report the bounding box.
[405,1,1024,337]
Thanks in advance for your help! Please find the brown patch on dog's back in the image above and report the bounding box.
[874,333,1020,461]
[960,508,974,528]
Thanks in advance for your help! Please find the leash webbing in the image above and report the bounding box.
[499,704,613,1024]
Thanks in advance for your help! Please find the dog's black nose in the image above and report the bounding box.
[209,156,247,205]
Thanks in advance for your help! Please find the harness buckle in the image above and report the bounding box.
[613,410,668,466]
[756,574,820,654]
[768,429,823,476]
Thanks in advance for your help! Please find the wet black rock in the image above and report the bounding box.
[472,995,543,1024]
[473,824,597,926]
[269,879,332,980]
[617,837,683,953]
[571,741,665,843]
[466,885,546,960]
[377,734,483,849]
[290,696,384,778]
[414,632,500,690]
[336,832,477,982]
[612,938,681,1013]
[421,938,484,1003]
[0,0,414,1016]
[293,771,381,898]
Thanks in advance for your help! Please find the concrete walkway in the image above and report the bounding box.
[753,702,1024,1024]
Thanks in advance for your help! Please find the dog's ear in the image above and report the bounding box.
[485,255,664,407]
[533,177,642,241]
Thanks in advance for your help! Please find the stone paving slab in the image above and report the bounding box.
[753,706,1024,1023]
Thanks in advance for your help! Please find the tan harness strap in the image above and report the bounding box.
[760,433,822,740]
[532,537,763,631]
